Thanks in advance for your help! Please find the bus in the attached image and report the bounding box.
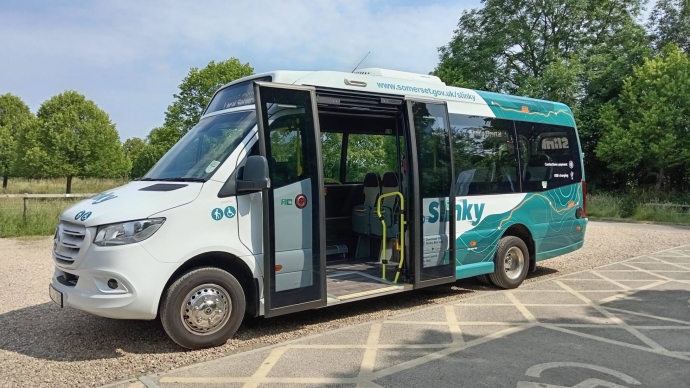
[48,68,587,349]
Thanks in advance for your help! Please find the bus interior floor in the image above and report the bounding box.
[326,259,409,303]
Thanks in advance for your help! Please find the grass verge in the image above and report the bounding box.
[588,193,690,225]
[1,177,128,195]
[0,198,82,238]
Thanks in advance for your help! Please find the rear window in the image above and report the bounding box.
[345,134,398,182]
[205,76,271,114]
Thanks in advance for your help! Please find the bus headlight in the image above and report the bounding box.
[94,218,166,246]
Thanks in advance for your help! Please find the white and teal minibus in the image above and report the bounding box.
[49,68,587,349]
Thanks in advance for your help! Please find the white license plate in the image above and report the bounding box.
[49,284,63,308]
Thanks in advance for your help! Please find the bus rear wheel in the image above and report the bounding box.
[488,236,529,289]
[160,267,246,349]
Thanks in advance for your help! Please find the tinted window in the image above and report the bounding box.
[267,112,314,189]
[206,77,271,114]
[321,133,343,183]
[514,121,582,192]
[345,134,398,182]
[413,102,452,198]
[450,114,520,195]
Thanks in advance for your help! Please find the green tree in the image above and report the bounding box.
[345,134,397,181]
[131,144,164,179]
[123,137,146,177]
[434,0,644,97]
[130,126,180,178]
[123,137,146,161]
[576,20,652,189]
[164,58,254,136]
[0,94,34,189]
[648,0,690,53]
[596,44,690,189]
[132,58,255,177]
[15,91,130,193]
[321,132,343,182]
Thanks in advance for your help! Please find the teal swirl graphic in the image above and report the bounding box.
[475,90,576,127]
[456,183,586,267]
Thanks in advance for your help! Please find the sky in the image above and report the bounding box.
[1,0,656,142]
[0,0,482,141]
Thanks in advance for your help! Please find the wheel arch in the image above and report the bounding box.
[502,224,536,272]
[161,251,260,318]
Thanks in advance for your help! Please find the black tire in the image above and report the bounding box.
[488,236,529,289]
[160,267,246,350]
[476,274,492,285]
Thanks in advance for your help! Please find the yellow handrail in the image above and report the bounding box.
[376,191,406,283]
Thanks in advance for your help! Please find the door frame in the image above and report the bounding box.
[254,81,327,317]
[404,97,457,289]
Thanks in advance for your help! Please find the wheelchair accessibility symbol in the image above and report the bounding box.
[224,206,236,219]
[517,362,640,388]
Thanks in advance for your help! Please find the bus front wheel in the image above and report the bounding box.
[160,267,246,349]
[488,236,529,289]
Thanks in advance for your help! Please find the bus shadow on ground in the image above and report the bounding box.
[0,267,561,362]
[527,266,559,279]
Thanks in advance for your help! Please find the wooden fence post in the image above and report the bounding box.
[23,197,28,220]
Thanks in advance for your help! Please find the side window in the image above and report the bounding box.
[267,113,311,189]
[321,132,343,183]
[413,102,452,198]
[450,114,520,196]
[345,134,398,182]
[514,121,582,192]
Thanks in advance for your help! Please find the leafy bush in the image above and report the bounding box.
[619,195,639,218]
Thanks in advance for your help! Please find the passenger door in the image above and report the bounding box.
[254,82,326,316]
[406,99,457,288]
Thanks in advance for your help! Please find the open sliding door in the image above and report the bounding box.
[254,81,327,317]
[406,99,457,288]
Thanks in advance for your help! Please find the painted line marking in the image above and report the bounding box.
[555,280,665,351]
[357,323,382,384]
[444,305,465,345]
[506,291,538,323]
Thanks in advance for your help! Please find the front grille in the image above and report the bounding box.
[53,222,86,266]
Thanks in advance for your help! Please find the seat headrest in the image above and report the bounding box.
[382,172,398,188]
[363,172,381,188]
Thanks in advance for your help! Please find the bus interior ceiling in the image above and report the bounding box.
[317,106,410,298]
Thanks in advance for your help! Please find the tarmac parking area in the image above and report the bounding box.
[116,245,690,388]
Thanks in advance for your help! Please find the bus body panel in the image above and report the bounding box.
[448,183,585,279]
[51,68,587,324]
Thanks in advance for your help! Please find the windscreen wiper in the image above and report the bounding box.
[140,177,206,182]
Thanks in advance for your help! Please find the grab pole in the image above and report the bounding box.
[376,192,405,283]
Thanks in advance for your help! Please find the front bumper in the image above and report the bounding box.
[50,242,177,320]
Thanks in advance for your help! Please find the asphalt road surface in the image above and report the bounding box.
[113,243,690,388]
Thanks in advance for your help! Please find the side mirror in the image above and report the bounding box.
[237,155,271,192]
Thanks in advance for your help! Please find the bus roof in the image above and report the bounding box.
[218,69,576,127]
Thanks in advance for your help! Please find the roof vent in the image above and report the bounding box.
[353,68,445,85]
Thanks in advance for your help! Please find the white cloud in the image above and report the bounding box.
[0,0,479,140]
